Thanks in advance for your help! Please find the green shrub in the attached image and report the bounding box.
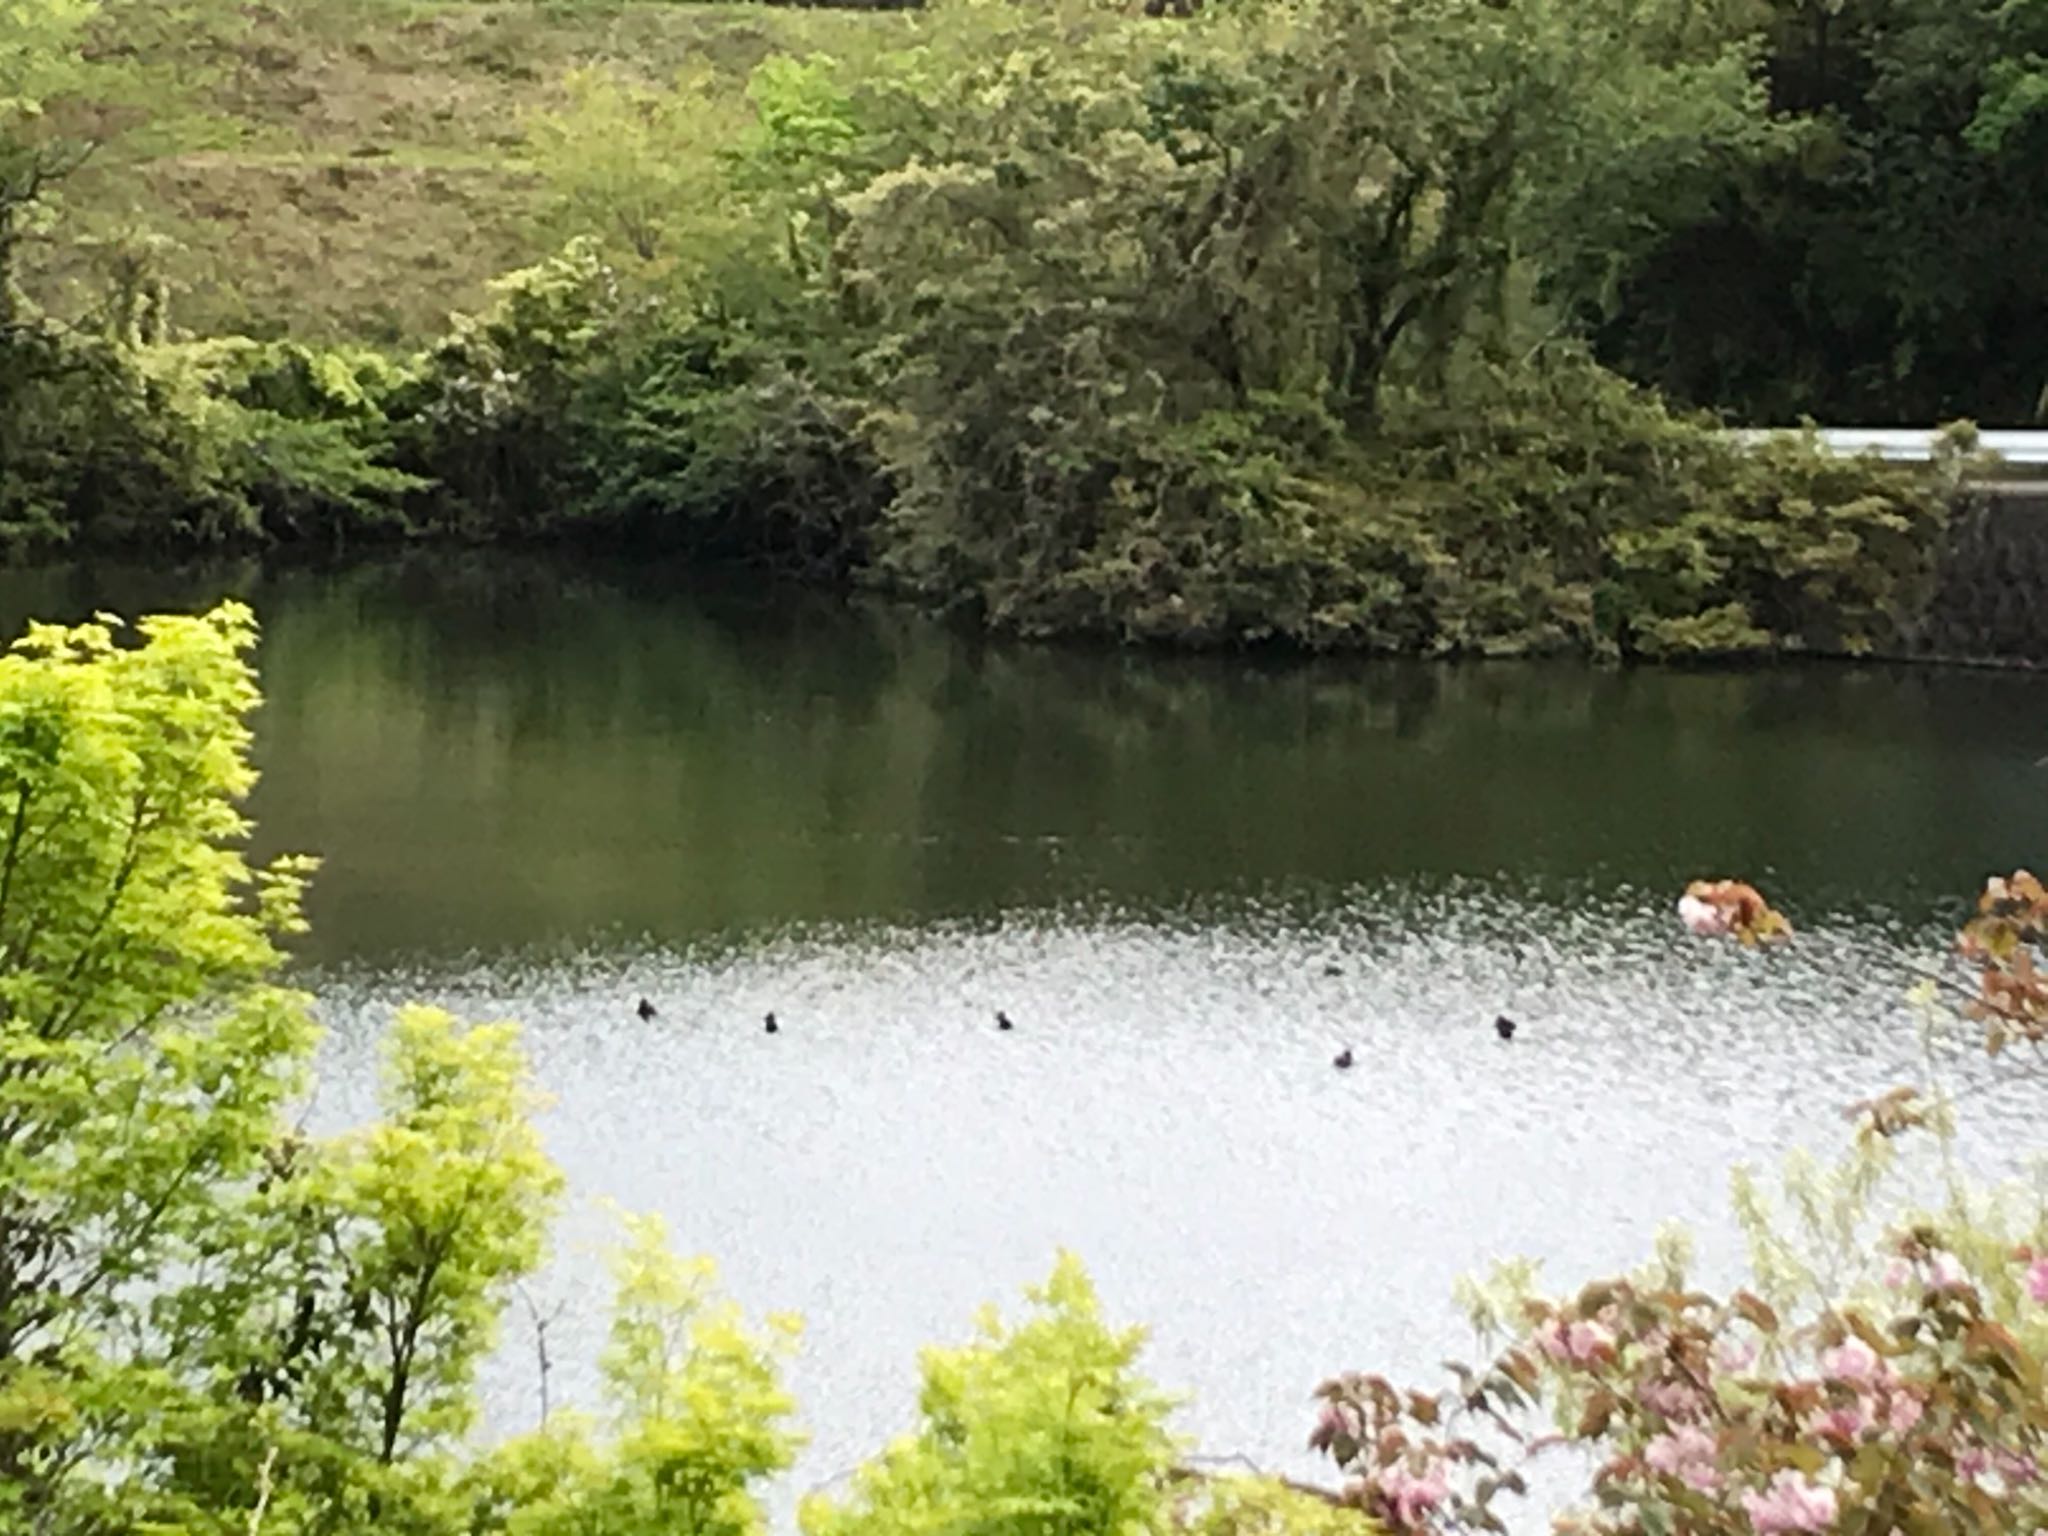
[401,237,623,536]
[574,316,888,576]
[0,330,422,553]
[464,1212,802,1536]
[1366,355,1958,658]
[863,339,1952,657]
[158,337,426,542]
[800,1253,1181,1536]
[0,330,257,551]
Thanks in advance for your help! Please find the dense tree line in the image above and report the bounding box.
[2,0,2034,655]
[1593,0,2048,425]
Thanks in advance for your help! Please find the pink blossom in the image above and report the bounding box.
[1570,1320,1613,1361]
[1644,1424,1722,1492]
[2025,1257,2048,1304]
[1638,1378,1705,1420]
[1716,1338,1759,1373]
[1678,893,1731,937]
[1884,1390,1923,1436]
[1955,1447,2036,1491]
[1372,1461,1450,1527]
[1882,1257,1913,1290]
[1811,1404,1867,1442]
[1741,1471,1838,1534]
[1996,1451,2040,1487]
[1536,1317,1612,1365]
[1307,1400,1362,1452]
[1928,1250,1971,1292]
[1819,1338,1879,1385]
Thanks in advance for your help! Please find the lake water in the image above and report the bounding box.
[6,551,2048,1512]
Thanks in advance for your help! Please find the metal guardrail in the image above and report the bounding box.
[1732,428,2048,466]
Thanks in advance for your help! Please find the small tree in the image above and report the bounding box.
[468,1212,803,1536]
[149,1005,565,1536]
[800,1253,1181,1536]
[329,1007,565,1465]
[0,603,319,1532]
[0,605,564,1536]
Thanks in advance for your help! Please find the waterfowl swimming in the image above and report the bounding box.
[764,1011,780,1035]
[1333,1047,1355,1070]
[636,997,657,1022]
[996,1010,1015,1031]
[1495,1015,1517,1041]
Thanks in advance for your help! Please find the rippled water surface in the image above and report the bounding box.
[7,553,2048,1510]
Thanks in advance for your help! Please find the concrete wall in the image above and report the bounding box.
[1910,489,2048,665]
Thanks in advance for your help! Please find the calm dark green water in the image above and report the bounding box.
[5,552,2047,1508]
[3,551,2042,955]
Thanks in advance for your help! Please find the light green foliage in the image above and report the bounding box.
[744,54,862,163]
[140,339,423,534]
[1730,1136,2048,1352]
[800,1253,1180,1536]
[600,1213,802,1457]
[423,238,620,400]
[180,338,425,539]
[329,1006,564,1462]
[1730,1141,1910,1322]
[0,0,94,126]
[466,1212,802,1536]
[1967,0,2048,152]
[1969,0,2048,156]
[1462,1065,2048,1401]
[0,600,564,1534]
[140,1010,563,1531]
[409,228,872,564]
[0,602,319,1529]
[526,66,759,275]
[516,55,888,566]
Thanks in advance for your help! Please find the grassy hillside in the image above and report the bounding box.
[6,0,1964,661]
[32,0,891,342]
